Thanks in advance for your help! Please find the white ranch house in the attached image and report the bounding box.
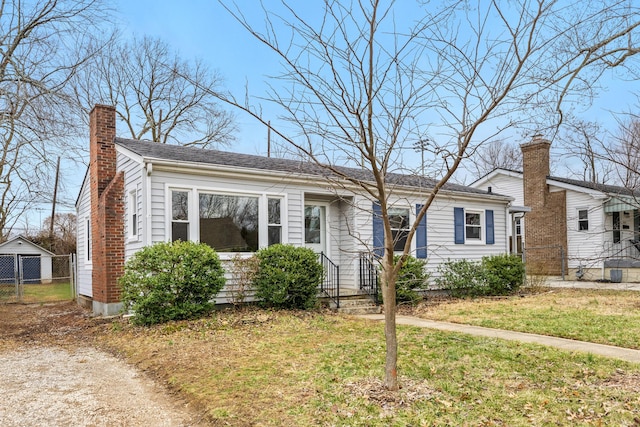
[77,105,515,315]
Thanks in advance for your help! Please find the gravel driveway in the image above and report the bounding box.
[0,303,207,426]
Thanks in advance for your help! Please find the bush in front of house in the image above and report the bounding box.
[435,258,487,297]
[435,254,524,298]
[119,241,226,325]
[394,255,429,304]
[253,244,323,309]
[482,253,525,294]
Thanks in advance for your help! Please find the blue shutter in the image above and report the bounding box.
[486,209,495,245]
[373,202,384,257]
[454,207,465,244]
[416,204,427,258]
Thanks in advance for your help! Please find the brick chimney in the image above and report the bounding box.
[89,105,125,315]
[521,136,566,275]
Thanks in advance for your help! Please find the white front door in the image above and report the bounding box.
[304,204,326,254]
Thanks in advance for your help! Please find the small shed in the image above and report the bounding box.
[0,236,54,284]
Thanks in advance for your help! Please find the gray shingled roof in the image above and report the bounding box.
[478,167,639,197]
[548,176,640,196]
[116,138,498,197]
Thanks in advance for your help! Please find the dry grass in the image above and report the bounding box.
[95,304,640,426]
[4,298,640,425]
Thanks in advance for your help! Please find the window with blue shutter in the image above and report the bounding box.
[372,202,384,257]
[416,204,427,258]
[486,209,495,245]
[454,207,465,244]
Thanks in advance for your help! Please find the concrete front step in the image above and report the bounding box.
[338,305,382,315]
[337,297,377,307]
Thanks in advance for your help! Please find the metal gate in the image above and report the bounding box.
[0,254,75,303]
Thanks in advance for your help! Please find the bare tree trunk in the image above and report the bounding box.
[381,254,398,390]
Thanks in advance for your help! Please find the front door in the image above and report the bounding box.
[304,204,326,254]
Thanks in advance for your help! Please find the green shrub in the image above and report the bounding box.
[435,258,487,297]
[253,244,323,309]
[394,255,429,304]
[435,254,525,298]
[119,241,225,325]
[482,254,525,294]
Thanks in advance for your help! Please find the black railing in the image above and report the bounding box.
[319,252,340,308]
[359,252,379,304]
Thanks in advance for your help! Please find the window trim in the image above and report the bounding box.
[166,185,287,254]
[577,208,589,232]
[169,188,191,242]
[388,206,410,253]
[85,217,92,264]
[464,209,484,244]
[128,188,139,240]
[267,197,283,247]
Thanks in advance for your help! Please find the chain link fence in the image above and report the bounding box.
[0,254,75,303]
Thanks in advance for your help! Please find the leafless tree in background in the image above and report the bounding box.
[607,116,640,190]
[556,118,616,184]
[0,0,109,241]
[27,213,77,254]
[73,35,236,148]
[216,0,640,391]
[470,140,523,180]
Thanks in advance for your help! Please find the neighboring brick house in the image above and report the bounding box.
[77,105,514,316]
[471,136,640,282]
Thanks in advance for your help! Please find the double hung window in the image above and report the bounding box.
[389,208,410,252]
[171,190,189,242]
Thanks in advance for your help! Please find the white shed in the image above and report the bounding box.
[0,236,54,284]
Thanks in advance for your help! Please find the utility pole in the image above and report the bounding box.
[267,121,271,158]
[49,156,61,251]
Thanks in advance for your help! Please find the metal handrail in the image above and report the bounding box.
[318,252,339,308]
[358,252,379,304]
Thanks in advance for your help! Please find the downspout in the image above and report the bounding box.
[505,204,510,254]
[144,162,153,246]
[601,197,611,281]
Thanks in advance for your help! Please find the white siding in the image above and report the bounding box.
[476,174,524,206]
[75,177,92,298]
[562,188,605,269]
[470,173,524,242]
[352,193,509,284]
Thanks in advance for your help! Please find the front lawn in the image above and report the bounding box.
[409,288,640,349]
[99,306,640,426]
[0,282,73,303]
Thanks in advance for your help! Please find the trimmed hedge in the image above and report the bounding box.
[253,244,323,309]
[119,241,225,325]
[436,254,524,297]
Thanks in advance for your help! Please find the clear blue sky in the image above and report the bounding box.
[24,1,639,232]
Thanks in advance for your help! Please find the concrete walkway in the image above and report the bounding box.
[545,277,640,291]
[358,314,640,364]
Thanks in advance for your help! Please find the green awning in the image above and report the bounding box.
[604,197,640,213]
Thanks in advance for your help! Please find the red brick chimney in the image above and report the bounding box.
[521,136,567,275]
[89,105,125,315]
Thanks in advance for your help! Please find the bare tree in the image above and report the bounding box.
[215,0,640,390]
[73,35,236,147]
[554,118,617,184]
[27,213,77,254]
[470,140,523,180]
[608,116,640,189]
[0,0,110,241]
